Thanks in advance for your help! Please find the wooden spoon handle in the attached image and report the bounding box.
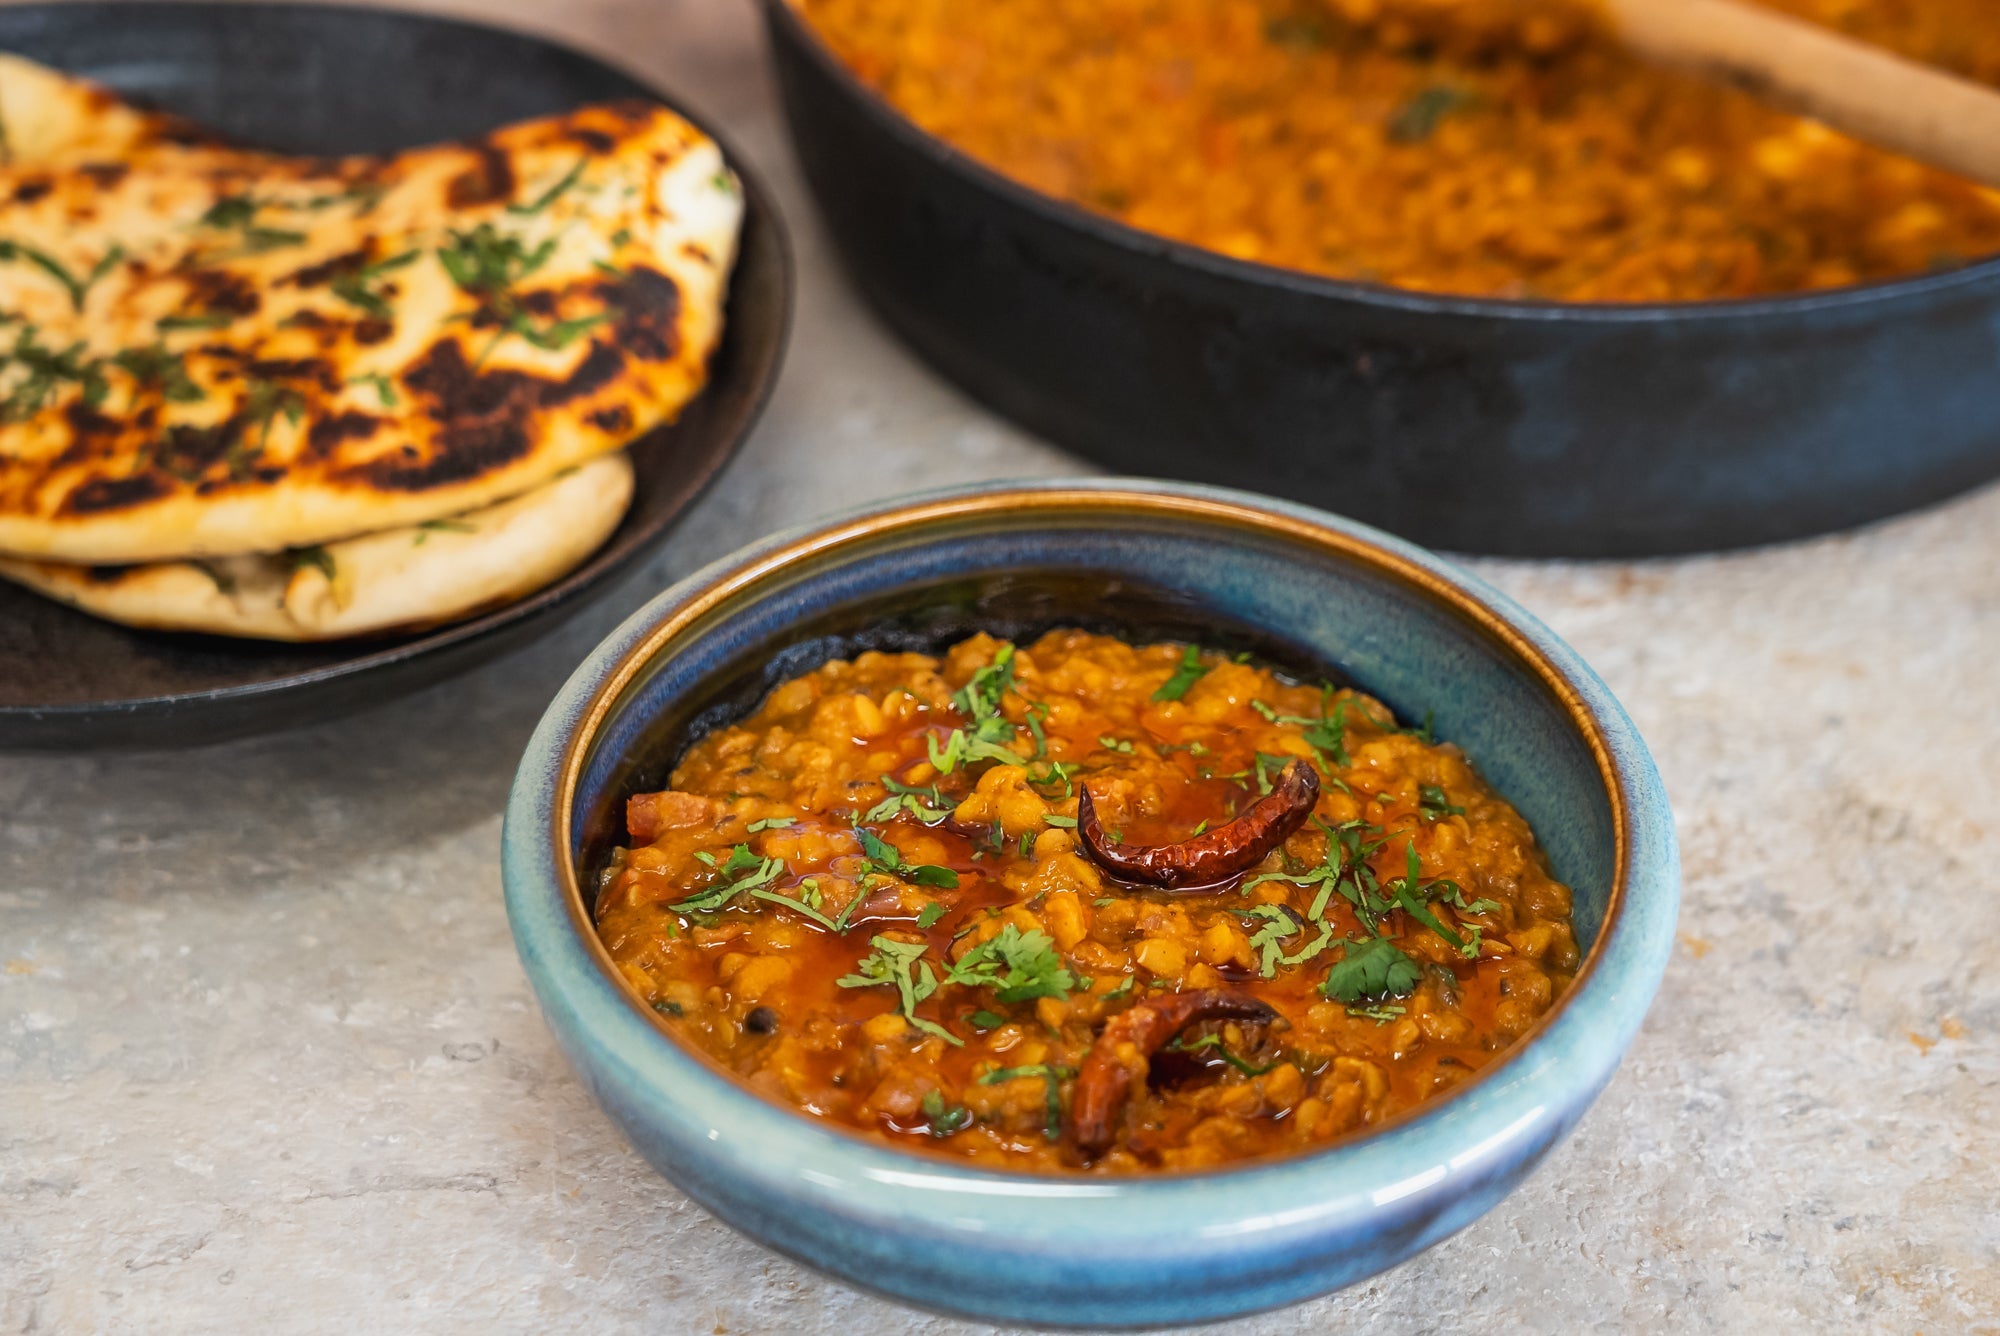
[1602,0,2000,188]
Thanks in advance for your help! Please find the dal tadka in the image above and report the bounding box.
[595,632,1582,1173]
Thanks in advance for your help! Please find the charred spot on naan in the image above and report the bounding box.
[599,268,682,363]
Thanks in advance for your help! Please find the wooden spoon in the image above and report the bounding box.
[1601,0,2000,188]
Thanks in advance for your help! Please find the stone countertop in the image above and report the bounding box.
[3,1,1996,1330]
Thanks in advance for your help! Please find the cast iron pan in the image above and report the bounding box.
[0,2,793,751]
[761,0,2000,558]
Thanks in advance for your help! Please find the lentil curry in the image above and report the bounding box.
[595,631,1581,1173]
[793,0,2000,301]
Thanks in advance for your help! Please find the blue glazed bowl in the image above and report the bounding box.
[502,481,1678,1327]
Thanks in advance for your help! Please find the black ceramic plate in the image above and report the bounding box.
[0,2,792,751]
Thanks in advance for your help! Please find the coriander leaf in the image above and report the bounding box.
[746,816,796,833]
[915,902,948,929]
[977,1063,1075,1141]
[1347,1002,1407,1024]
[507,157,588,216]
[1388,85,1472,144]
[837,935,960,1045]
[747,885,843,932]
[1153,644,1210,701]
[1166,1032,1279,1076]
[1418,784,1466,822]
[855,826,902,870]
[909,865,960,890]
[0,240,122,311]
[865,775,955,825]
[920,1088,972,1136]
[1389,843,1468,952]
[968,1009,1008,1030]
[952,643,1017,720]
[157,312,233,331]
[1042,814,1077,829]
[946,923,1077,1003]
[347,370,397,407]
[329,248,419,320]
[670,844,785,914]
[1320,937,1421,1004]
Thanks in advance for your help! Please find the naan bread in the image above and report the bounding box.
[0,451,633,640]
[0,51,197,166]
[0,56,740,563]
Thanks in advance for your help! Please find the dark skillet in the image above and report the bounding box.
[760,0,2000,558]
[0,3,792,751]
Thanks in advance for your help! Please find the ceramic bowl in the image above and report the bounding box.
[502,480,1678,1327]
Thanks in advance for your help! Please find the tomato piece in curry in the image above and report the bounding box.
[594,631,1581,1173]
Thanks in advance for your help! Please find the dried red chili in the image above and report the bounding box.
[1076,757,1320,889]
[1071,989,1280,1157]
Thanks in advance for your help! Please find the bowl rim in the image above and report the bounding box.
[760,0,2000,324]
[504,479,1679,1248]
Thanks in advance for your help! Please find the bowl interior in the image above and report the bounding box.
[569,503,1618,953]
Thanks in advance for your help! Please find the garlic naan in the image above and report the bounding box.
[0,56,740,563]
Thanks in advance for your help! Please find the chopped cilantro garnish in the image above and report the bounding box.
[1166,1032,1278,1076]
[1418,784,1466,821]
[978,1063,1074,1141]
[928,720,1023,773]
[1320,936,1421,1004]
[967,1009,1008,1031]
[746,817,795,832]
[864,775,954,825]
[853,825,959,889]
[507,157,588,216]
[329,248,419,320]
[1388,843,1472,954]
[747,885,842,932]
[946,924,1076,1003]
[0,240,123,311]
[1098,735,1135,755]
[1042,814,1078,829]
[1027,761,1080,797]
[1346,1002,1408,1024]
[953,643,1016,719]
[1388,85,1473,144]
[915,902,948,929]
[836,936,960,1045]
[1241,904,1339,977]
[110,344,202,404]
[1152,644,1210,701]
[920,1089,972,1136]
[156,312,233,331]
[347,370,397,407]
[670,844,785,914]
[0,325,108,423]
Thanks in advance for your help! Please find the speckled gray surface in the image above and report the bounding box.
[3,1,1997,1332]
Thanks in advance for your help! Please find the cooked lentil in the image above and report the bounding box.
[793,0,2000,301]
[595,631,1582,1172]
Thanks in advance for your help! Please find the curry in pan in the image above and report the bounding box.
[794,0,2000,301]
